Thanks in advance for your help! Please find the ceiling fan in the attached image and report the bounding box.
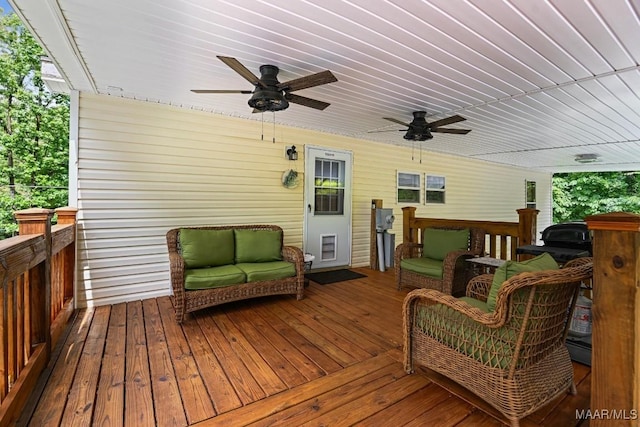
[376,111,471,141]
[191,56,338,112]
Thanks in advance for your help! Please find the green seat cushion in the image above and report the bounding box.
[236,261,297,283]
[179,228,235,268]
[235,229,283,263]
[416,302,516,369]
[422,228,470,261]
[401,257,444,278]
[486,252,559,311]
[184,265,246,290]
[458,296,490,313]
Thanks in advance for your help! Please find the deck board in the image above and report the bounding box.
[24,267,591,426]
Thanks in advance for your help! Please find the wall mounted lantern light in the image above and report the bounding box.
[286,145,298,161]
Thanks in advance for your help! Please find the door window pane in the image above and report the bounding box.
[315,159,344,215]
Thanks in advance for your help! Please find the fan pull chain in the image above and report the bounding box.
[420,144,423,164]
[261,111,264,141]
[411,142,415,161]
[273,111,276,143]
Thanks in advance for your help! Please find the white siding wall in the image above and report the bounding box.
[74,93,551,307]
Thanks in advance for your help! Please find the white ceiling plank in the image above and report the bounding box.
[11,0,640,172]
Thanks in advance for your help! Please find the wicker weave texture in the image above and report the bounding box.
[403,257,593,427]
[166,225,304,323]
[395,227,485,295]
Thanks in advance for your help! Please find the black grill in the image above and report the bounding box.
[517,221,591,263]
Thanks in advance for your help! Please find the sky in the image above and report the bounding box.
[1,0,12,14]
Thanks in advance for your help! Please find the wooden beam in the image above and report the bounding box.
[585,212,639,426]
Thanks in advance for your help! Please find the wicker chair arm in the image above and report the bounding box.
[395,242,423,261]
[167,251,185,294]
[403,288,503,327]
[282,245,304,273]
[466,274,493,301]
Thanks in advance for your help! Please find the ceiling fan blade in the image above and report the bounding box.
[383,117,410,127]
[285,93,330,110]
[278,70,337,92]
[431,128,471,134]
[427,115,466,128]
[368,129,407,133]
[216,56,264,87]
[191,89,253,94]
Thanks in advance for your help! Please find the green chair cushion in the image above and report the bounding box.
[236,261,296,283]
[235,229,283,263]
[184,265,246,290]
[416,302,516,369]
[422,228,470,261]
[486,252,559,311]
[401,257,444,278]
[458,296,491,313]
[179,228,235,268]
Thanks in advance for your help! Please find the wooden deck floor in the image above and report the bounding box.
[21,268,590,426]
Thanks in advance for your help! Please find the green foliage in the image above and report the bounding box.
[552,172,640,223]
[0,13,69,238]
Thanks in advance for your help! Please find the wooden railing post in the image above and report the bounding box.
[402,206,417,244]
[585,212,640,426]
[14,208,54,355]
[516,208,539,246]
[55,207,77,303]
[370,199,383,269]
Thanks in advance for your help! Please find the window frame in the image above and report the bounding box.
[425,174,446,204]
[396,171,421,204]
[525,180,537,209]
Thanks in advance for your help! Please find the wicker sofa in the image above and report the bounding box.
[395,226,485,296]
[166,224,304,323]
[402,255,593,427]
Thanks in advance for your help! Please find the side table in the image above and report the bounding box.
[466,256,506,276]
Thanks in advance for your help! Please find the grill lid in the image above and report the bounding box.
[541,221,592,253]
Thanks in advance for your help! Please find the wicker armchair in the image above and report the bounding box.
[402,257,593,427]
[395,227,485,296]
[166,225,304,323]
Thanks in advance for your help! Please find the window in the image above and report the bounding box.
[314,159,345,215]
[397,172,420,203]
[526,180,536,209]
[425,175,445,204]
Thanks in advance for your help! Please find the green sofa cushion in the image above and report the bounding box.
[401,257,444,278]
[486,252,559,312]
[422,228,470,261]
[235,229,283,263]
[236,261,296,283]
[184,265,246,290]
[179,228,235,268]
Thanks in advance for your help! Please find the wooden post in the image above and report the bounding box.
[370,199,383,269]
[585,212,639,426]
[14,208,54,356]
[402,206,417,244]
[55,207,78,302]
[516,208,539,246]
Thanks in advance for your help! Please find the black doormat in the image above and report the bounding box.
[305,269,367,285]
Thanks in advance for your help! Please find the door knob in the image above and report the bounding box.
[308,204,312,212]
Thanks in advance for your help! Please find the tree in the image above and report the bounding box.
[552,172,640,223]
[0,13,69,238]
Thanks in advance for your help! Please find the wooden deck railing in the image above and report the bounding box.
[0,207,77,427]
[401,207,539,260]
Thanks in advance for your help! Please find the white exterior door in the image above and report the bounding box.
[304,146,352,270]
